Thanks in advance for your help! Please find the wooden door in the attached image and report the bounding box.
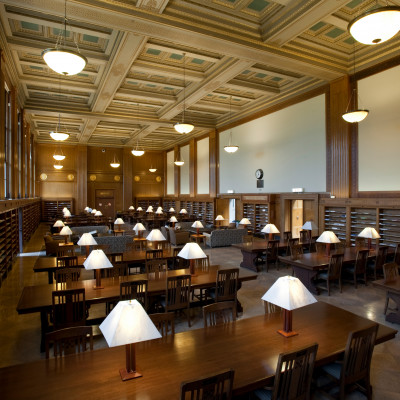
[291,200,303,238]
[95,189,115,219]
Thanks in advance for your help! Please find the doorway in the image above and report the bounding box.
[291,199,303,238]
[229,199,236,224]
[95,189,115,218]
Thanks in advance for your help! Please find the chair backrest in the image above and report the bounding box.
[270,343,318,400]
[194,255,210,272]
[291,243,304,260]
[104,262,129,278]
[334,241,346,254]
[173,246,184,257]
[267,239,279,259]
[120,279,148,309]
[203,301,236,327]
[328,253,344,280]
[340,324,378,389]
[263,300,281,314]
[383,262,399,282]
[52,288,86,330]
[355,249,369,274]
[299,230,309,242]
[315,242,326,255]
[180,369,234,400]
[145,248,163,260]
[283,231,292,241]
[107,252,123,263]
[45,326,93,358]
[150,312,175,337]
[56,245,75,257]
[215,268,239,303]
[145,258,168,276]
[355,237,366,248]
[57,255,78,268]
[55,267,81,284]
[287,237,299,254]
[394,243,400,266]
[375,245,389,271]
[165,274,191,312]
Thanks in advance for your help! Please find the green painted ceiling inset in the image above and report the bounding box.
[21,21,39,31]
[344,37,356,45]
[146,84,156,87]
[227,0,236,3]
[147,48,161,56]
[272,77,282,82]
[30,66,43,70]
[53,28,70,37]
[310,21,326,31]
[164,87,174,90]
[83,34,99,43]
[346,0,364,9]
[247,0,269,12]
[78,73,89,77]
[242,70,250,74]
[326,28,345,38]
[128,81,139,85]
[192,58,204,65]
[170,53,183,60]
[255,73,267,78]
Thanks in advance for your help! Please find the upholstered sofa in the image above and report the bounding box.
[90,235,133,253]
[203,228,247,248]
[70,225,109,242]
[43,234,64,256]
[177,221,214,233]
[167,227,190,246]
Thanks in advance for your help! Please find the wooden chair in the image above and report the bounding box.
[104,262,128,278]
[343,249,369,288]
[355,237,366,248]
[180,369,234,400]
[283,231,292,241]
[145,258,168,276]
[192,255,211,302]
[51,288,86,330]
[394,243,400,266]
[299,229,309,243]
[56,244,75,257]
[290,243,303,260]
[368,245,388,280]
[287,237,299,256]
[56,255,78,268]
[45,326,93,358]
[55,267,81,284]
[209,268,239,312]
[383,262,399,315]
[120,279,148,310]
[263,300,281,314]
[149,312,175,337]
[317,324,378,400]
[203,301,236,328]
[315,242,326,255]
[334,241,346,254]
[107,252,123,263]
[254,343,318,400]
[164,274,192,327]
[315,253,344,295]
[264,239,279,271]
[145,248,163,260]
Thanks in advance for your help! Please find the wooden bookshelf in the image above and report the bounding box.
[41,199,73,222]
[22,201,41,243]
[0,209,19,284]
[324,207,347,242]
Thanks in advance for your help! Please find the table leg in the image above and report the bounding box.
[40,310,50,352]
[237,281,243,313]
[292,266,319,295]
[47,270,53,284]
[240,250,259,272]
[386,292,400,324]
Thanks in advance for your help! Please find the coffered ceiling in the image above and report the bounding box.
[1,0,400,150]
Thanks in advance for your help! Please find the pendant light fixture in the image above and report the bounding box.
[54,162,63,170]
[50,113,69,141]
[149,137,157,172]
[174,148,184,166]
[53,147,65,161]
[131,103,145,156]
[174,53,194,134]
[348,3,400,45]
[342,44,369,123]
[224,95,239,153]
[42,0,87,75]
[110,154,120,168]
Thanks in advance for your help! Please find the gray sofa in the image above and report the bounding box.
[203,228,247,248]
[71,225,109,242]
[168,227,190,246]
[90,235,133,253]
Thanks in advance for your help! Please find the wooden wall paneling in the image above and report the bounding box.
[174,146,179,197]
[21,111,27,198]
[328,76,352,198]
[0,50,5,199]
[76,145,87,212]
[11,86,18,199]
[123,148,133,210]
[29,131,34,198]
[190,139,195,197]
[209,130,217,198]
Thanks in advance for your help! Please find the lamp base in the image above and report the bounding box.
[119,368,142,381]
[278,329,298,338]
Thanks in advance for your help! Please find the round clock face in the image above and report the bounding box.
[255,169,264,179]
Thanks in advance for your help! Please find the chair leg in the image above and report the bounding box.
[384,292,389,314]
[327,279,330,296]
[339,278,342,293]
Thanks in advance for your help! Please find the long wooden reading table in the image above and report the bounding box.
[373,276,400,324]
[2,302,397,400]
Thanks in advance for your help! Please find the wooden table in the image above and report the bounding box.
[34,248,176,284]
[2,302,397,400]
[278,247,381,294]
[19,266,257,350]
[373,276,400,324]
[191,233,206,247]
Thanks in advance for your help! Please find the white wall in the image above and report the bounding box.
[166,150,174,195]
[358,65,400,191]
[219,95,326,193]
[180,145,190,194]
[197,137,209,194]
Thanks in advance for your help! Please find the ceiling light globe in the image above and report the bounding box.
[348,7,400,45]
[174,160,184,166]
[149,168,157,172]
[131,149,144,156]
[174,122,194,134]
[110,163,120,168]
[342,110,369,123]
[50,131,69,141]
[42,48,87,75]
[224,145,239,153]
[53,154,65,161]
[54,164,63,170]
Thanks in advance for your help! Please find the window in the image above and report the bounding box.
[17,110,22,198]
[4,86,12,199]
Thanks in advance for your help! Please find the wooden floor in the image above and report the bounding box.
[0,224,399,399]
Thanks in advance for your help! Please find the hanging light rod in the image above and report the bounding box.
[174,149,184,166]
[348,5,400,45]
[42,0,87,75]
[110,154,120,168]
[131,139,144,157]
[50,114,69,141]
[53,147,65,161]
[174,53,194,134]
[224,95,239,153]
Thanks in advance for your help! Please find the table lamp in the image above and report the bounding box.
[146,206,153,213]
[133,223,146,238]
[180,208,188,214]
[84,206,90,212]
[262,276,317,337]
[192,221,204,235]
[95,210,103,217]
[83,249,113,289]
[59,226,73,244]
[91,209,97,215]
[63,209,71,218]
[178,242,207,275]
[316,231,340,256]
[169,216,178,227]
[261,224,280,241]
[169,207,175,213]
[215,215,224,228]
[53,219,65,233]
[114,218,125,230]
[99,300,161,381]
[358,227,380,250]
[301,221,318,241]
[129,206,135,211]
[239,218,251,232]
[77,232,97,258]
[146,229,166,249]
[137,207,143,212]
[155,207,163,215]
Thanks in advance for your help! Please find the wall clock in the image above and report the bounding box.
[255,169,264,180]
